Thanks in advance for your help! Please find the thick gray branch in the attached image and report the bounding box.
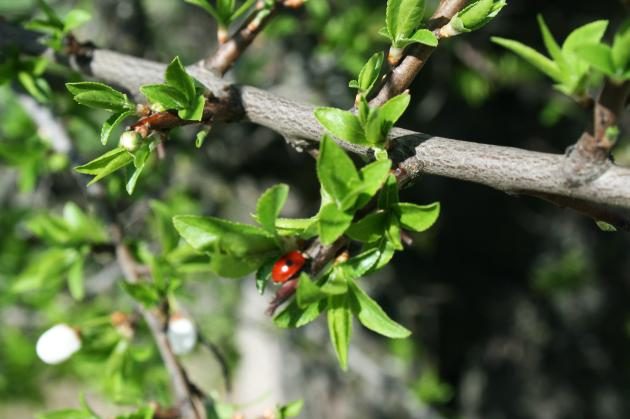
[3,22,630,218]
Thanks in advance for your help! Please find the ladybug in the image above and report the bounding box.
[271,251,306,283]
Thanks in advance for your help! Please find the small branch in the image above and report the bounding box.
[203,1,282,75]
[113,227,206,419]
[564,80,630,185]
[369,0,468,107]
[196,329,233,393]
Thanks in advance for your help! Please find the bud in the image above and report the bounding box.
[36,324,82,365]
[167,315,197,355]
[439,0,506,38]
[119,130,142,152]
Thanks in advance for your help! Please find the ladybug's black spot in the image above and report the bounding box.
[285,259,294,266]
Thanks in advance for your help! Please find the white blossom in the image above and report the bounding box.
[36,324,81,365]
[167,316,197,355]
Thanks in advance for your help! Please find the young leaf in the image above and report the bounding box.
[562,20,608,52]
[165,57,195,103]
[101,110,135,146]
[184,0,221,22]
[314,108,365,144]
[378,174,400,209]
[66,82,133,112]
[172,215,277,257]
[394,202,440,232]
[317,136,360,208]
[232,0,257,21]
[378,92,410,132]
[338,248,381,279]
[491,37,563,81]
[256,183,289,235]
[67,257,85,301]
[327,294,352,370]
[297,273,326,308]
[274,298,327,328]
[320,266,349,295]
[346,211,388,243]
[62,9,91,32]
[34,0,64,29]
[318,203,353,245]
[536,15,564,67]
[126,143,151,195]
[348,279,411,338]
[355,159,392,208]
[612,22,630,72]
[75,147,134,186]
[406,28,438,46]
[140,84,188,110]
[178,94,206,121]
[256,258,275,295]
[386,0,426,45]
[354,51,384,94]
[120,281,161,307]
[575,44,615,76]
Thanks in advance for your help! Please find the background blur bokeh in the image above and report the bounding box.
[1,1,630,418]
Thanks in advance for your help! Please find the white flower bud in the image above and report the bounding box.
[119,130,142,152]
[167,316,197,355]
[36,324,82,365]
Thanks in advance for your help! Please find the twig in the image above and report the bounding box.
[113,226,206,419]
[203,1,282,75]
[369,0,468,107]
[196,329,233,393]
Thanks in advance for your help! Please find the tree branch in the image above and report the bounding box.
[3,21,630,228]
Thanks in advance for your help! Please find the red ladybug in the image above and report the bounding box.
[271,251,306,283]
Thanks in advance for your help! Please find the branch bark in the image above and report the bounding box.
[3,21,630,227]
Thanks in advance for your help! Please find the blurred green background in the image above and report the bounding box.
[1,1,630,418]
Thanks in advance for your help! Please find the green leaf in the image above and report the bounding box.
[612,22,630,72]
[67,256,85,300]
[346,211,388,243]
[66,82,133,112]
[255,257,275,295]
[256,184,289,235]
[339,248,381,279]
[378,174,399,209]
[195,127,210,148]
[101,111,135,146]
[314,108,365,144]
[178,94,206,121]
[575,44,615,76]
[18,72,51,103]
[173,215,277,257]
[34,0,64,29]
[363,237,397,273]
[349,279,411,338]
[37,409,98,419]
[297,273,326,308]
[126,143,151,195]
[386,0,426,45]
[165,57,195,103]
[75,147,134,186]
[459,0,492,30]
[563,20,608,52]
[317,135,360,208]
[409,28,438,46]
[394,202,440,232]
[277,399,304,419]
[274,298,327,328]
[208,253,264,278]
[378,92,410,133]
[327,294,352,370]
[184,0,221,22]
[232,0,257,20]
[120,281,161,307]
[356,159,392,208]
[140,84,188,110]
[318,203,353,245]
[491,37,563,81]
[320,266,349,295]
[62,9,91,32]
[217,0,235,22]
[536,15,564,67]
[355,51,384,94]
[12,248,77,293]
